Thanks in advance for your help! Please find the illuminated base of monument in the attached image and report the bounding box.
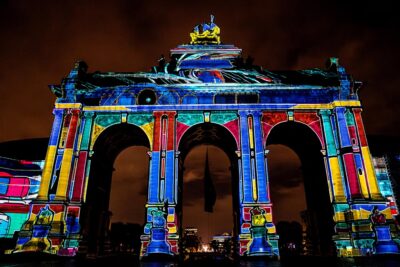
[145,228,172,255]
[375,226,400,255]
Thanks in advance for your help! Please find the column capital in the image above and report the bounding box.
[153,111,177,118]
[65,108,80,115]
[53,109,64,116]
[249,110,262,118]
[166,111,177,117]
[238,110,249,117]
[334,106,346,113]
[319,109,332,116]
[238,110,262,117]
[83,111,95,118]
[153,111,164,118]
[70,109,81,116]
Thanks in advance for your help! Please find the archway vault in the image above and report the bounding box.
[178,122,238,160]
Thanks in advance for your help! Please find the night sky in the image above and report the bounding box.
[1,1,399,242]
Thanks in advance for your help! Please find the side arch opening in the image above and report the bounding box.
[266,121,334,256]
[82,123,150,255]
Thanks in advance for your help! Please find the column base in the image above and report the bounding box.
[239,234,279,258]
[375,241,400,254]
[374,225,400,255]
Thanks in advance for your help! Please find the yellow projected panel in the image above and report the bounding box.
[55,148,73,200]
[37,145,57,200]
[361,147,381,199]
[329,157,346,202]
[141,122,154,150]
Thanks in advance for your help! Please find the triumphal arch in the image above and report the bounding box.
[11,17,400,257]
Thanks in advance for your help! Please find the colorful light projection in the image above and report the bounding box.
[248,207,273,255]
[0,157,43,240]
[1,17,399,258]
[190,15,221,45]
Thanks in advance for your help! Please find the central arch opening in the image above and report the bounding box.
[178,123,239,253]
[267,121,334,257]
[81,123,150,255]
[182,145,233,244]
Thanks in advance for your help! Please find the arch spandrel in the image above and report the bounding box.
[262,111,325,150]
[176,111,240,151]
[261,112,288,145]
[176,112,205,149]
[293,111,325,149]
[91,123,151,154]
[89,113,154,151]
[210,112,240,149]
[89,114,121,151]
[127,113,154,150]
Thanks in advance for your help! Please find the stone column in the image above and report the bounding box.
[55,109,81,201]
[37,109,64,200]
[71,111,94,202]
[352,108,382,200]
[320,110,347,203]
[335,107,363,199]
